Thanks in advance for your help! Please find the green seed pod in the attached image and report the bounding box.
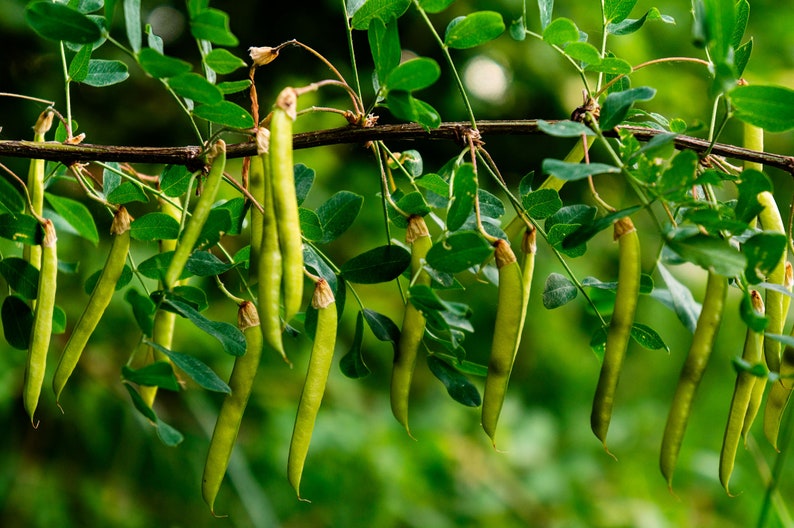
[591,217,641,452]
[481,238,525,446]
[163,139,227,290]
[660,272,727,490]
[52,206,132,403]
[202,301,263,515]
[23,219,58,425]
[288,279,337,500]
[720,290,764,494]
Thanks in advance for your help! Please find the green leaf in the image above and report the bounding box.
[522,188,562,219]
[733,0,749,48]
[542,17,579,47]
[386,91,441,129]
[418,0,455,13]
[426,231,493,273]
[0,177,24,214]
[538,0,554,29]
[162,299,246,357]
[509,16,526,41]
[26,2,102,43]
[194,208,232,250]
[657,149,699,198]
[69,44,92,82]
[160,165,194,198]
[146,23,164,53]
[165,285,209,312]
[146,340,230,393]
[583,273,654,294]
[122,362,180,390]
[607,8,675,36]
[703,0,736,65]
[155,418,184,446]
[130,212,180,241]
[2,295,33,349]
[542,272,577,309]
[542,159,621,181]
[125,288,155,337]
[654,263,700,333]
[564,41,601,64]
[585,57,633,75]
[665,232,747,276]
[599,86,656,129]
[735,38,752,78]
[537,119,595,137]
[316,191,364,244]
[137,48,192,79]
[193,101,254,129]
[124,383,157,422]
[190,8,238,46]
[743,232,787,284]
[215,197,246,236]
[730,84,794,133]
[362,308,400,344]
[84,264,132,294]
[45,193,99,245]
[369,18,401,84]
[351,0,411,29]
[294,164,315,206]
[340,245,411,284]
[0,214,42,245]
[427,355,481,407]
[168,73,222,105]
[299,208,324,242]
[561,206,642,250]
[444,11,505,49]
[605,0,637,24]
[204,48,246,74]
[630,323,669,351]
[0,257,39,300]
[385,57,440,92]
[218,80,252,95]
[123,0,141,53]
[137,250,177,281]
[735,169,771,222]
[107,181,148,204]
[446,163,477,232]
[339,311,371,379]
[185,251,233,277]
[83,60,129,87]
[388,191,431,229]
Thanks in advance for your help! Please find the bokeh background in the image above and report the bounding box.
[1,0,794,526]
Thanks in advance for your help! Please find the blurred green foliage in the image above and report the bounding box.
[2,0,794,526]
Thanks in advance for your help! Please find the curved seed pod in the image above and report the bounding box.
[202,301,263,514]
[52,206,132,403]
[23,220,58,424]
[743,121,764,173]
[288,279,337,500]
[390,215,432,435]
[24,110,54,268]
[269,88,304,326]
[255,128,288,363]
[591,218,641,452]
[660,272,727,489]
[757,191,786,374]
[720,290,764,494]
[481,238,525,445]
[163,139,227,290]
[248,153,265,282]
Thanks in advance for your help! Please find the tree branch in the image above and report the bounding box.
[1,120,792,174]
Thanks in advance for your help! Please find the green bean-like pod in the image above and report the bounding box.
[24,110,53,268]
[288,279,337,500]
[591,218,641,452]
[720,290,764,494]
[269,88,304,326]
[390,215,432,436]
[660,271,727,489]
[163,139,227,290]
[52,206,132,403]
[481,239,524,445]
[202,301,263,514]
[24,220,58,425]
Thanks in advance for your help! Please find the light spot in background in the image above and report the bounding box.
[147,6,186,45]
[463,56,510,104]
